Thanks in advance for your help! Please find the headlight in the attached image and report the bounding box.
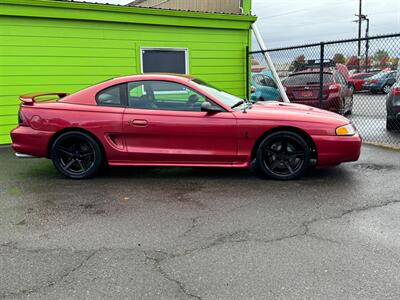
[336,124,356,136]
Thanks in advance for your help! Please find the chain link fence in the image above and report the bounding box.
[249,33,400,146]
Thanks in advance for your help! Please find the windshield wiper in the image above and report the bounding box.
[231,100,244,109]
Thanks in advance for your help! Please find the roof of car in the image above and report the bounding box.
[289,69,334,76]
[351,72,369,76]
[111,73,195,82]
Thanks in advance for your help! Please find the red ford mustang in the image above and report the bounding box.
[11,74,361,180]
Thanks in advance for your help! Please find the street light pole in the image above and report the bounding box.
[365,17,370,72]
[357,0,362,71]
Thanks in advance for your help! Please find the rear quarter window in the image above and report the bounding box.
[96,84,124,106]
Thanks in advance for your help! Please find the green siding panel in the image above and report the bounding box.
[0,2,253,144]
[0,105,19,115]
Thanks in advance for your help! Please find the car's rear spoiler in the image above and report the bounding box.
[19,92,69,104]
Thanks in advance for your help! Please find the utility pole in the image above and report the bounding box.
[364,16,370,72]
[354,13,369,72]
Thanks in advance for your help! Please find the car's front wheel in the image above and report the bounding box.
[50,131,102,179]
[256,131,311,180]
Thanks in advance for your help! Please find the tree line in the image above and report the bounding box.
[289,50,399,71]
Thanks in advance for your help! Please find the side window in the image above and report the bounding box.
[388,72,395,79]
[129,82,145,98]
[96,84,123,106]
[263,76,277,88]
[253,74,266,86]
[127,80,214,112]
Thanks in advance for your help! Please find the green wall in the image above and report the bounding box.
[0,0,255,144]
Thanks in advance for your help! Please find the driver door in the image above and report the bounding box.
[122,80,238,165]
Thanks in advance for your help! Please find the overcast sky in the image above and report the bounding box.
[83,0,399,48]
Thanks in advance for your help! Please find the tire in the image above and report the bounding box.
[386,118,397,131]
[346,96,354,115]
[255,131,311,180]
[337,99,346,115]
[383,85,391,94]
[50,131,102,179]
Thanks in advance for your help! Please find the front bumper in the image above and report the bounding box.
[387,105,400,118]
[313,133,362,166]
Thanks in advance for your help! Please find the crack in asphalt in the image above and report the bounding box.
[1,249,98,299]
[299,198,400,245]
[144,251,202,300]
[2,197,399,298]
[180,216,202,237]
[174,197,400,258]
[321,198,400,222]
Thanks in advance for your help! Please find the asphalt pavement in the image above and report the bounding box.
[0,144,400,299]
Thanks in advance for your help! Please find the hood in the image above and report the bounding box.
[239,101,350,125]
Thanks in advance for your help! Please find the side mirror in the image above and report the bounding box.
[201,102,223,113]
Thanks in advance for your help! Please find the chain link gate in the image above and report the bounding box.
[249,33,400,147]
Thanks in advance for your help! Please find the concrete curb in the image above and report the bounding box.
[363,141,400,151]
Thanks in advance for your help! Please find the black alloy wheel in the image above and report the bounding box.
[51,131,102,179]
[256,131,311,180]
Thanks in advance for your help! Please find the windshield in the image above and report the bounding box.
[283,73,334,86]
[368,72,391,79]
[191,78,245,108]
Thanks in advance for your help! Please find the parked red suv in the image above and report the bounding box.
[282,61,353,115]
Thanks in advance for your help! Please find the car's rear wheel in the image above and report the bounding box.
[337,98,346,115]
[50,131,102,179]
[256,131,311,180]
[346,96,353,115]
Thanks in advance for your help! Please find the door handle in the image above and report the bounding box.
[128,119,148,126]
